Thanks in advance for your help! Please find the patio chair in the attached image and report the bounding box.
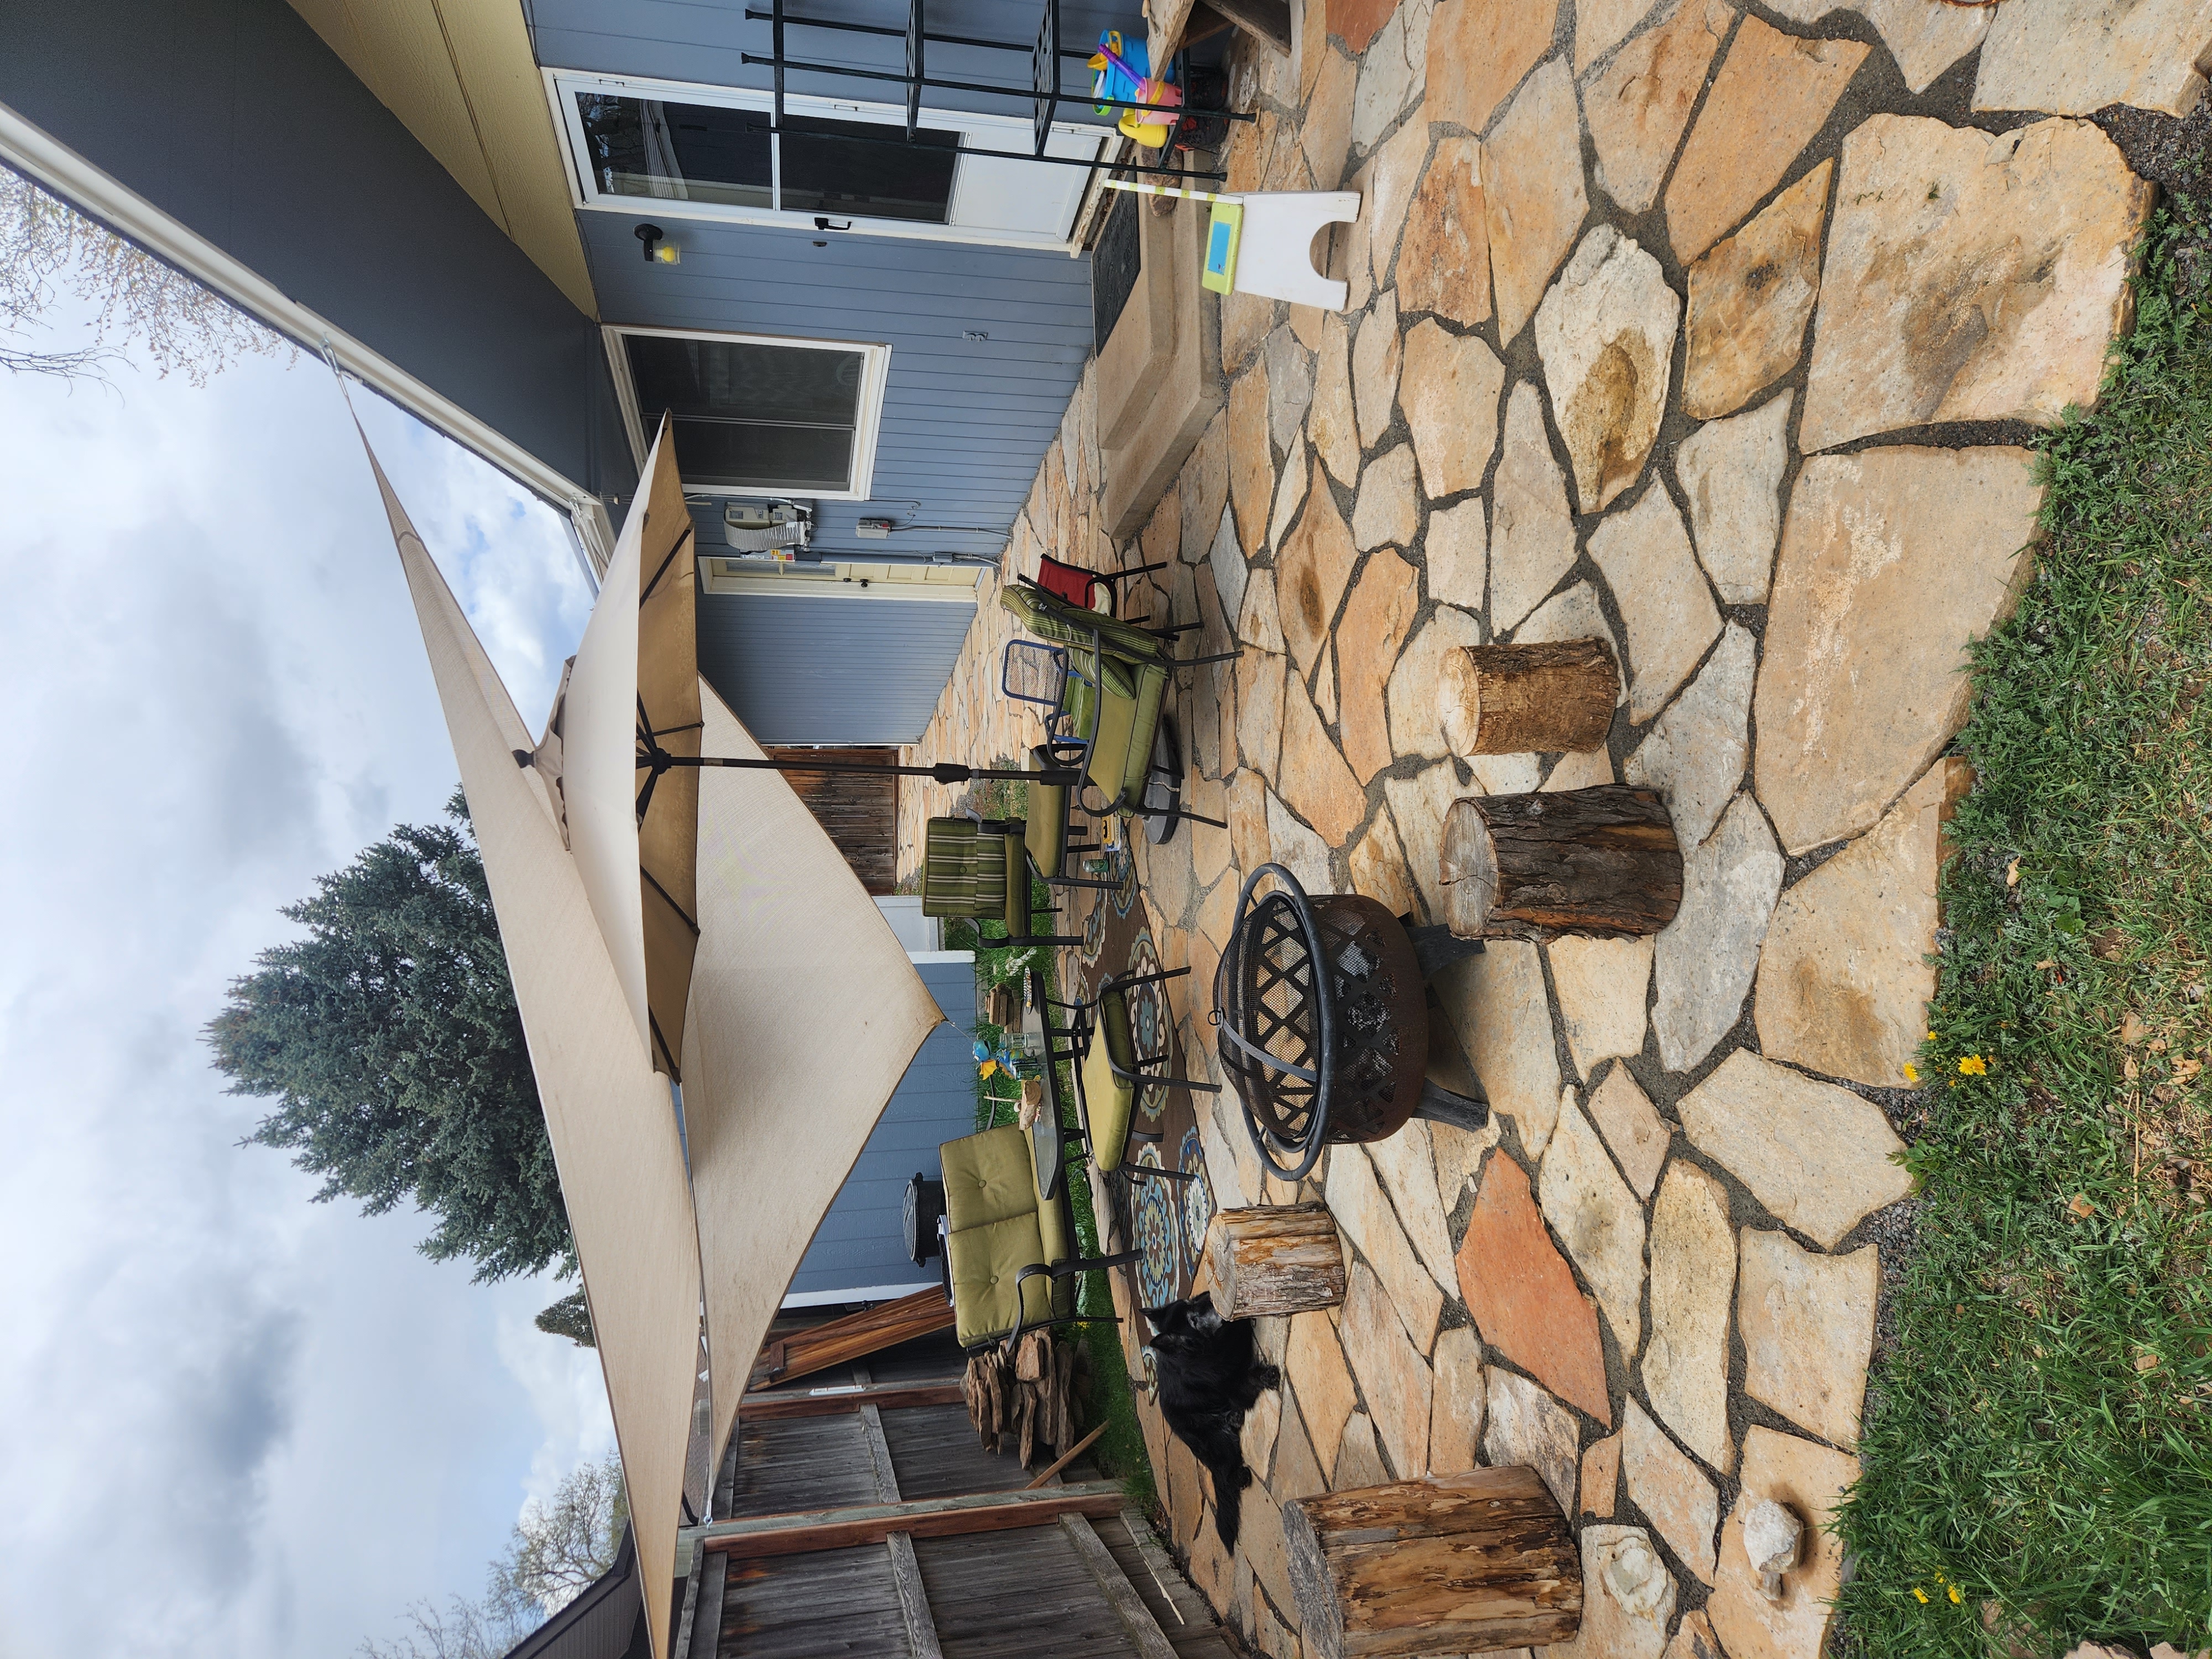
[999,585,1237,831]
[1053,964,1220,1178]
[1034,551,1173,618]
[938,1121,1136,1350]
[920,816,1082,949]
[1023,743,1121,893]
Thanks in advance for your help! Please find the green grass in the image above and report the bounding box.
[1835,204,2212,1658]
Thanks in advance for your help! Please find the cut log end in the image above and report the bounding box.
[1439,799,1498,938]
[1438,638,1619,758]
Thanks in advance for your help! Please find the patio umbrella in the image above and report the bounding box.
[555,418,947,1482]
[366,442,704,1659]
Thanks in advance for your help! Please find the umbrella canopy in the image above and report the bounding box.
[366,443,703,1659]
[563,420,701,1077]
[369,420,945,1657]
[559,419,945,1477]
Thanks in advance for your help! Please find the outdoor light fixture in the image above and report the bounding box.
[635,223,679,264]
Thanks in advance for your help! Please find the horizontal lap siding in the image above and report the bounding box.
[697,591,982,744]
[786,959,980,1300]
[591,215,1091,565]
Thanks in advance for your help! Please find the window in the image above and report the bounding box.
[550,71,1103,250]
[574,93,961,223]
[606,326,891,500]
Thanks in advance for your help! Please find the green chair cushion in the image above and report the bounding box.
[1024,752,1070,878]
[1087,658,1141,804]
[939,1124,1073,1347]
[1079,990,1140,1172]
[1117,664,1170,814]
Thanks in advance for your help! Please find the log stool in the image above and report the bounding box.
[1440,785,1682,940]
[1204,1204,1346,1318]
[1438,640,1618,757]
[1285,1467,1584,1659]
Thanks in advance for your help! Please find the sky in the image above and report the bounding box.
[0,281,615,1656]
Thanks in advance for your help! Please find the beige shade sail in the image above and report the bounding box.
[682,675,946,1469]
[559,421,945,1470]
[564,417,702,1078]
[366,440,703,1659]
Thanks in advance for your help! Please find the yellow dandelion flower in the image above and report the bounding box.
[1913,1588,1931,1605]
[1948,1585,1963,1605]
[1959,1055,1989,1076]
[1903,1062,1920,1083]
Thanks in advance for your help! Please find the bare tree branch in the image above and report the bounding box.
[1,164,293,384]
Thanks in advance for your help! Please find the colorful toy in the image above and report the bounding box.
[1091,32,1181,149]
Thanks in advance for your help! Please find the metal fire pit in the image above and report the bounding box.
[1212,864,1430,1182]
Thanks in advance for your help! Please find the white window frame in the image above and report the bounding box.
[603,323,891,502]
[546,68,1105,252]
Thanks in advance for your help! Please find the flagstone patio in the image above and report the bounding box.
[896,3,2198,1655]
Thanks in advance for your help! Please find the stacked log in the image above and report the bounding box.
[964,1334,1088,1467]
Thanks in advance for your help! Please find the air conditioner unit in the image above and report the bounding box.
[723,499,811,554]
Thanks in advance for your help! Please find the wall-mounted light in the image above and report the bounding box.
[635,223,680,264]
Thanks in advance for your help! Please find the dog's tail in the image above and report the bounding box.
[1203,1442,1254,1547]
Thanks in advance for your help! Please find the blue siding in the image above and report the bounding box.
[0,0,637,504]
[787,957,980,1301]
[698,591,981,743]
[589,216,1092,564]
[533,0,1144,124]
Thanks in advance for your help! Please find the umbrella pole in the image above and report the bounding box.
[674,757,1084,788]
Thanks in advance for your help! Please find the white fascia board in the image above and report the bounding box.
[0,97,615,581]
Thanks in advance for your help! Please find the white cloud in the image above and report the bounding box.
[0,293,608,1657]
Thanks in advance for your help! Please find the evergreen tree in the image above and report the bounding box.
[211,791,572,1284]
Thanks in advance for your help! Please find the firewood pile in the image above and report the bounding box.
[962,1331,1089,1467]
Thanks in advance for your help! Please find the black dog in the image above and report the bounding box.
[1142,1293,1281,1546]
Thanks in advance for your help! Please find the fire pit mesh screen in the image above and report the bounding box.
[1214,867,1427,1181]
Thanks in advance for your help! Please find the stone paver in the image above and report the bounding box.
[1435,941,1563,1156]
[1755,446,2042,854]
[1623,1398,1721,1583]
[1756,758,1966,1086]
[1583,0,1734,214]
[1483,59,1590,342]
[1541,1090,1648,1355]
[1340,1259,1433,1475]
[1706,1427,1859,1659]
[1679,1050,1913,1248]
[1739,1229,1880,1448]
[1401,319,1505,499]
[1676,397,1792,602]
[1624,622,1756,847]
[1486,1366,1584,1514]
[1683,166,1829,422]
[1542,1526,1677,1659]
[1665,20,1869,264]
[1580,1429,1622,1517]
[1427,0,1558,136]
[1974,0,2212,117]
[1645,1159,1736,1473]
[1587,1065,1669,1201]
[1327,1139,1447,1352]
[1396,135,1492,325]
[1587,483,1720,723]
[1457,1151,1612,1423]
[1429,1324,1486,1473]
[1549,935,1652,1077]
[1652,792,1782,1072]
[1799,117,2153,451]
[1490,381,1580,633]
[1537,227,1681,514]
[893,8,2171,1634]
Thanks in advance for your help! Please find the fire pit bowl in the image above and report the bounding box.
[1212,864,1430,1181]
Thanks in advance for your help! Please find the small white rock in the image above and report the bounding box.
[1743,1497,1803,1601]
